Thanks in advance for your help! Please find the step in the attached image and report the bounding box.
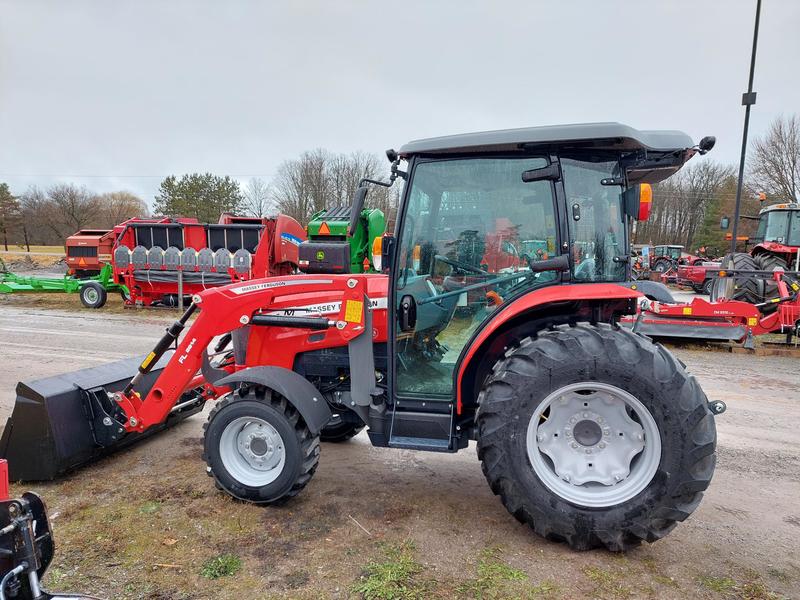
[388,436,451,452]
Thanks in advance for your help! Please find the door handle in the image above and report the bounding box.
[398,295,417,332]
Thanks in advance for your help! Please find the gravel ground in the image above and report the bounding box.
[0,304,797,599]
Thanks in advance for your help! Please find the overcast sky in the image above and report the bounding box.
[1,0,799,206]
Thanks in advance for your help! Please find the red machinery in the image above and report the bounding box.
[111,214,306,307]
[65,229,115,277]
[624,268,800,346]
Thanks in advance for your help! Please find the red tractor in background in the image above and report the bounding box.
[712,200,800,305]
[1,123,723,553]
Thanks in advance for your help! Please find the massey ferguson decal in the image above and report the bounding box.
[230,279,333,295]
[267,297,388,316]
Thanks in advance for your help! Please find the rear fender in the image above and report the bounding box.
[455,284,641,414]
[215,366,332,435]
[618,280,675,303]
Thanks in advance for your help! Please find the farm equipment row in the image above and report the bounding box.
[1,208,387,310]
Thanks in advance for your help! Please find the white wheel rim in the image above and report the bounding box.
[219,416,286,487]
[84,288,98,303]
[526,382,661,508]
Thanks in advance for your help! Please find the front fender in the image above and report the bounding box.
[215,366,332,435]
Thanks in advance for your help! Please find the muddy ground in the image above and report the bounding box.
[0,302,797,599]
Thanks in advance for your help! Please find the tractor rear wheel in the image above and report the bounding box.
[710,252,763,304]
[476,323,716,551]
[652,259,671,273]
[754,254,788,310]
[203,386,320,504]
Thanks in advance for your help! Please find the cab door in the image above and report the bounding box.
[388,156,561,407]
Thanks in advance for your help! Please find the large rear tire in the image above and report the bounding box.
[710,252,763,304]
[476,323,716,551]
[755,253,789,313]
[203,386,320,504]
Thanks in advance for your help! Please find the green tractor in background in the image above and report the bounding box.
[302,206,386,273]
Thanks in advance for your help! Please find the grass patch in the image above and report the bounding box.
[138,500,161,514]
[583,565,632,599]
[697,575,738,594]
[200,554,242,579]
[458,547,527,599]
[352,540,427,600]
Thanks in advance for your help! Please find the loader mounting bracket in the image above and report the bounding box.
[82,387,127,447]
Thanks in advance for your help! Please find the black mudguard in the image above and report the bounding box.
[215,367,332,435]
[619,280,676,304]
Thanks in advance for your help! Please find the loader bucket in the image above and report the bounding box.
[0,354,204,481]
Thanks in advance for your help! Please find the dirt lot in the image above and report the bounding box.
[0,303,798,599]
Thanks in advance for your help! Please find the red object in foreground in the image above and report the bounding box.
[0,459,9,501]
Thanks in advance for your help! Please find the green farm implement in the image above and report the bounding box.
[0,260,126,308]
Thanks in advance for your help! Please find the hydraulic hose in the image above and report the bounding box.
[0,563,26,600]
[122,303,197,396]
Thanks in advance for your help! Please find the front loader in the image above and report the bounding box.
[1,123,723,551]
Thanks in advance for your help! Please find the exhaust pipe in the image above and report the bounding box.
[0,354,203,482]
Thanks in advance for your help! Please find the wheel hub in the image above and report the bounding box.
[573,419,602,446]
[527,382,661,508]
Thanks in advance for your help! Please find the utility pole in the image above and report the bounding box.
[730,0,762,254]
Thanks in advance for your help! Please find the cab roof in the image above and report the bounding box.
[399,122,695,156]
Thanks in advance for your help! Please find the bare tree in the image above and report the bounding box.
[750,114,800,202]
[635,161,735,249]
[272,149,399,223]
[94,191,148,227]
[241,178,272,217]
[0,183,21,251]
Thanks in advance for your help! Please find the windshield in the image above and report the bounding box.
[755,210,792,244]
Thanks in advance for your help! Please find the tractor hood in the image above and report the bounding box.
[399,122,702,184]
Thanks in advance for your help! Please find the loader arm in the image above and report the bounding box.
[118,276,370,432]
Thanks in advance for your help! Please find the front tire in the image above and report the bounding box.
[203,386,320,504]
[476,323,716,551]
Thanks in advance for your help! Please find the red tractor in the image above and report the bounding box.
[712,201,800,305]
[1,123,722,552]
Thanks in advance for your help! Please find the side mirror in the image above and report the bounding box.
[377,234,395,272]
[720,216,730,230]
[348,186,369,237]
[622,183,653,221]
[698,136,716,155]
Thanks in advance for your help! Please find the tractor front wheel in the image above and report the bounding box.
[203,386,320,504]
[476,323,716,551]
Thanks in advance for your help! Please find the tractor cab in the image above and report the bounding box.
[751,202,800,257]
[653,245,684,260]
[363,123,701,401]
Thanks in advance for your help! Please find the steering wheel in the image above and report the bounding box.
[434,254,489,276]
